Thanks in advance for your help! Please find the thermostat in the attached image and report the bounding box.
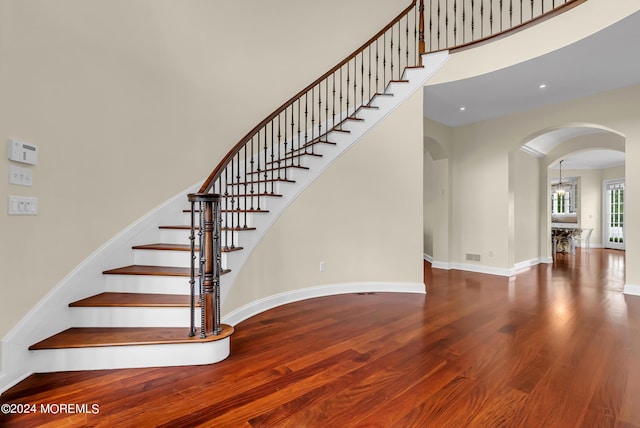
[8,139,38,165]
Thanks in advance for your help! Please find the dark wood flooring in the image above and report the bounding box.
[2,249,639,427]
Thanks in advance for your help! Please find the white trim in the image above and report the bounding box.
[222,282,425,327]
[520,145,545,158]
[423,253,434,263]
[624,284,640,296]
[513,257,546,271]
[429,260,551,277]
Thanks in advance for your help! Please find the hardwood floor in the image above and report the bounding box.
[2,249,639,427]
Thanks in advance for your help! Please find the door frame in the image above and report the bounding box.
[602,178,625,250]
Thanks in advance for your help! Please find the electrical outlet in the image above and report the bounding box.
[319,261,326,272]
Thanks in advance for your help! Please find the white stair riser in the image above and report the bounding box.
[32,339,230,373]
[160,228,242,246]
[70,307,199,327]
[133,249,228,269]
[105,275,191,295]
[104,273,232,295]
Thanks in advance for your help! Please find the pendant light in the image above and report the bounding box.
[557,160,565,197]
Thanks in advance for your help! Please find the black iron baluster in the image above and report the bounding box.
[270,121,275,194]
[375,39,380,94]
[249,136,255,208]
[397,19,402,78]
[405,16,409,70]
[277,114,282,181]
[360,51,365,107]
[346,60,350,121]
[481,0,484,38]
[353,56,357,115]
[390,22,394,81]
[339,67,343,124]
[324,78,329,137]
[262,127,268,199]
[510,0,513,28]
[530,0,534,19]
[304,92,309,154]
[317,84,322,146]
[453,0,457,46]
[383,32,387,91]
[310,87,315,153]
[332,72,336,128]
[437,0,441,50]
[243,146,250,225]
[368,45,372,102]
[490,0,494,34]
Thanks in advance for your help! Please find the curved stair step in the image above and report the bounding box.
[29,325,233,349]
[131,243,243,253]
[69,292,197,307]
[102,265,231,276]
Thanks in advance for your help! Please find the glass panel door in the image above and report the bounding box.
[604,180,625,250]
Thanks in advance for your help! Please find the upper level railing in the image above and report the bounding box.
[190,0,586,337]
[424,0,586,52]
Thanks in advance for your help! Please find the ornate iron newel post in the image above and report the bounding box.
[188,193,222,338]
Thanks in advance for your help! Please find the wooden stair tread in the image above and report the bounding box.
[132,243,243,253]
[222,209,269,213]
[29,325,234,350]
[159,225,257,231]
[246,165,309,174]
[229,178,296,185]
[102,265,231,276]
[70,292,196,307]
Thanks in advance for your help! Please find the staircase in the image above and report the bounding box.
[21,49,448,374]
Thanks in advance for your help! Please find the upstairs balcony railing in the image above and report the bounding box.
[189,0,586,338]
[425,0,586,52]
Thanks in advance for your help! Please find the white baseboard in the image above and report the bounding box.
[423,254,434,263]
[624,283,640,296]
[428,257,547,277]
[222,282,425,327]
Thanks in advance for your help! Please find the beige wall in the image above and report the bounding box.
[0,0,408,363]
[512,149,540,265]
[223,90,425,314]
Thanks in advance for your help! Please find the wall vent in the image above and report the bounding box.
[465,253,481,262]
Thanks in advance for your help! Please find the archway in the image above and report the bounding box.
[512,123,626,265]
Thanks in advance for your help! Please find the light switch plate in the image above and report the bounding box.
[9,164,33,186]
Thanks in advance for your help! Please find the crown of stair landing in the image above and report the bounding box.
[27,325,234,373]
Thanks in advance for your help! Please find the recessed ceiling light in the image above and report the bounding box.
[539,83,547,89]
[459,106,466,111]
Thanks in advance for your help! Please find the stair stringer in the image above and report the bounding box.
[218,51,450,320]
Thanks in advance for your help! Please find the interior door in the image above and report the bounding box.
[604,179,625,250]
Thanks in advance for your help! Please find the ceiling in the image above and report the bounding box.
[422,10,640,168]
